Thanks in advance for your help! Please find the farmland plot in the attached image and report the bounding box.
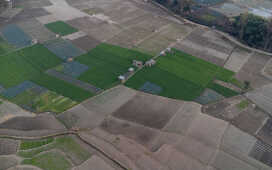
[126,49,236,101]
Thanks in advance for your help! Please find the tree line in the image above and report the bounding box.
[154,0,272,52]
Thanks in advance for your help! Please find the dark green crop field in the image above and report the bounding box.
[45,21,78,36]
[76,43,153,89]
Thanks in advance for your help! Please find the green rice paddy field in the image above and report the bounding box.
[76,43,153,89]
[125,49,237,100]
[45,21,78,36]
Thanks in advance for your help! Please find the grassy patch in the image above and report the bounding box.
[22,151,72,170]
[126,49,235,101]
[76,43,153,89]
[18,143,55,158]
[236,100,250,110]
[20,138,54,150]
[54,136,91,162]
[12,89,77,113]
[18,136,91,164]
[45,21,78,36]
[208,82,239,97]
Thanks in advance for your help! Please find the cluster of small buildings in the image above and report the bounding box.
[118,48,172,83]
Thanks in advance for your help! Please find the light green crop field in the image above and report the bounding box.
[126,49,236,100]
[12,89,77,113]
[22,151,72,170]
[76,43,153,89]
[20,138,54,150]
[19,136,91,164]
[45,21,78,36]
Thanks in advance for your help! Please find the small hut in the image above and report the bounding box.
[118,75,125,83]
[133,60,143,68]
[128,67,134,72]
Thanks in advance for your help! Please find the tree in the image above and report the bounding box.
[178,0,193,14]
[239,12,249,40]
[264,19,272,50]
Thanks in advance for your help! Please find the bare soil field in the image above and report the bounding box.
[224,47,252,73]
[235,52,272,88]
[0,113,65,131]
[113,92,183,129]
[174,28,235,66]
[17,19,56,43]
[100,116,161,147]
[0,138,19,155]
[71,35,100,51]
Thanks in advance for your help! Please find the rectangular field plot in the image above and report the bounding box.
[31,73,93,102]
[0,24,32,48]
[53,61,89,78]
[45,21,78,36]
[136,23,193,55]
[76,43,153,89]
[44,39,85,60]
[17,19,56,43]
[125,49,235,101]
[0,44,62,88]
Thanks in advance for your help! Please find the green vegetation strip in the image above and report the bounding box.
[76,43,153,89]
[236,100,250,110]
[12,89,77,114]
[208,82,239,97]
[45,21,78,36]
[126,49,236,101]
[31,74,93,102]
[20,138,54,150]
[22,151,72,170]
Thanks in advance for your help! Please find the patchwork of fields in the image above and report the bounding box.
[126,49,238,101]
[0,0,247,113]
[0,22,241,112]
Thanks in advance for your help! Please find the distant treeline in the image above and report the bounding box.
[153,0,272,52]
